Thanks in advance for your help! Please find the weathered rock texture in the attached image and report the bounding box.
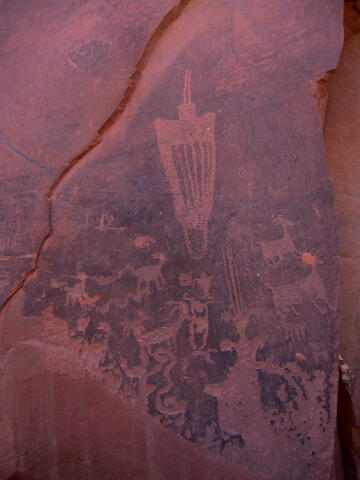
[0,0,175,306]
[324,2,360,475]
[0,1,343,479]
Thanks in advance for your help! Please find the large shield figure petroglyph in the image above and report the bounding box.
[155,70,216,259]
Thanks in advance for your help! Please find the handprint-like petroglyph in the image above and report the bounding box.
[258,215,296,265]
[155,70,216,259]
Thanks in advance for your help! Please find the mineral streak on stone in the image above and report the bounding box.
[0,1,343,479]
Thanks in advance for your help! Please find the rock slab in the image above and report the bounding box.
[0,1,343,479]
[324,2,360,475]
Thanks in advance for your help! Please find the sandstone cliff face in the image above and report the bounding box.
[0,1,343,479]
[0,0,176,307]
[324,2,360,476]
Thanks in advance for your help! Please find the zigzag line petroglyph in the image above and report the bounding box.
[155,69,216,259]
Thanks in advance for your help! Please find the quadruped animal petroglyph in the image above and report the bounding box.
[258,216,296,265]
[265,259,330,316]
[155,70,217,259]
[133,252,166,298]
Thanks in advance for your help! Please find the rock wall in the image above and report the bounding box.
[0,1,343,479]
[324,1,360,476]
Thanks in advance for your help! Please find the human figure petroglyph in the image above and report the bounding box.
[186,295,210,351]
[155,69,216,259]
[85,210,127,231]
[166,294,210,351]
[161,271,213,351]
[258,215,296,265]
[196,272,213,299]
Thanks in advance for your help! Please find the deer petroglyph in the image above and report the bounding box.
[258,216,296,265]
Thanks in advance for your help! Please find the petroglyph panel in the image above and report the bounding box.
[0,1,343,479]
[21,55,340,477]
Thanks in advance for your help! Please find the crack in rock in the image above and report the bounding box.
[47,0,192,198]
[0,201,52,312]
[0,0,193,315]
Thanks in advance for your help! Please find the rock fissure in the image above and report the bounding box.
[0,200,52,313]
[0,0,193,317]
[47,0,192,198]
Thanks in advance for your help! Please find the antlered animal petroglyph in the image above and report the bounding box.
[258,216,296,265]
[155,70,216,259]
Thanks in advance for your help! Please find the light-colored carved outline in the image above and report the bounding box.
[155,69,216,259]
[223,247,242,316]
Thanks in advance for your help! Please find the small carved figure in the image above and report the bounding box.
[133,252,166,298]
[258,215,296,265]
[64,274,87,306]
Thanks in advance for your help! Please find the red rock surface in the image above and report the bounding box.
[0,0,175,306]
[324,2,360,475]
[0,1,343,479]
